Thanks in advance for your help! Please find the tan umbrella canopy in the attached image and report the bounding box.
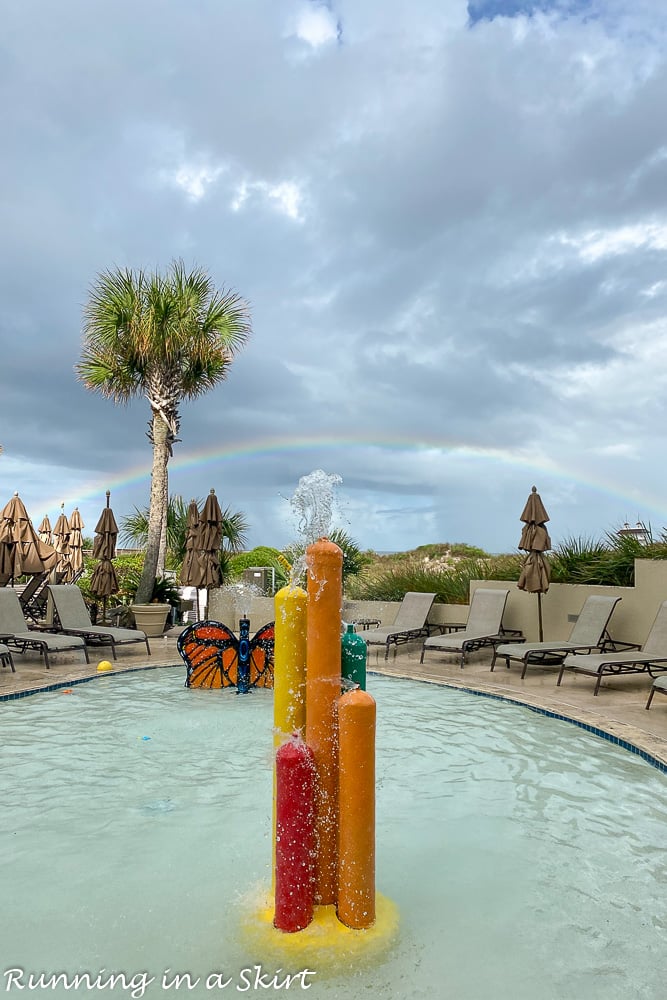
[52,504,73,582]
[0,492,58,585]
[69,507,85,579]
[38,515,52,546]
[198,488,224,589]
[179,498,205,619]
[178,489,224,620]
[90,492,119,602]
[180,499,204,587]
[517,486,552,641]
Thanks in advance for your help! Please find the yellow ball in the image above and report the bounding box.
[97,660,114,672]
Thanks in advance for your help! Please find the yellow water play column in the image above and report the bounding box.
[273,583,308,740]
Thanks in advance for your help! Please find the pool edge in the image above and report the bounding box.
[367,668,667,775]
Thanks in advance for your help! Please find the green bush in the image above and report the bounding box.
[77,552,144,604]
[78,552,180,607]
[413,542,490,560]
[227,547,289,590]
[550,528,667,587]
[120,569,181,606]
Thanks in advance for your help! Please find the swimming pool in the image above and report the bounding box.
[1,668,665,999]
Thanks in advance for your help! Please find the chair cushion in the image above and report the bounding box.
[14,631,85,650]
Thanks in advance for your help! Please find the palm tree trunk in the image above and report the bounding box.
[135,412,170,604]
[156,472,168,577]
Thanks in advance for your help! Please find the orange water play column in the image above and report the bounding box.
[305,537,343,906]
[337,688,376,928]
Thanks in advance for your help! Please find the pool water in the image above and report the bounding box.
[1,668,665,999]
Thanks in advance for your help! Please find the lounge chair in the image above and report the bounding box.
[47,585,151,658]
[645,675,667,710]
[558,599,667,695]
[420,588,511,668]
[1,643,15,672]
[491,595,622,678]
[0,588,89,668]
[363,592,437,660]
[17,572,50,624]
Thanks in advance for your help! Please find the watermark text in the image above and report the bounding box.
[3,967,316,995]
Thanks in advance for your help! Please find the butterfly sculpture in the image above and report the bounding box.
[177,618,274,692]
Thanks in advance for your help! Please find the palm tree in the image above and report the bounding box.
[284,527,370,586]
[76,261,251,604]
[121,494,248,570]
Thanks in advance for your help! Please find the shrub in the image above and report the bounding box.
[414,542,490,560]
[78,552,180,607]
[550,527,667,587]
[227,547,289,590]
[345,553,523,604]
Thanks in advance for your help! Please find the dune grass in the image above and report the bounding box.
[346,525,667,603]
[345,553,523,604]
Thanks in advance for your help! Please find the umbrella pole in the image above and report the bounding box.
[537,592,544,642]
[103,491,111,625]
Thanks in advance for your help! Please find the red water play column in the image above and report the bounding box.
[274,737,316,932]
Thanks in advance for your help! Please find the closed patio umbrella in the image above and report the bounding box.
[52,504,73,582]
[90,492,119,609]
[0,493,58,585]
[179,498,205,619]
[179,489,224,620]
[69,508,84,579]
[198,488,224,590]
[180,499,204,587]
[0,517,14,582]
[517,486,552,642]
[38,515,52,546]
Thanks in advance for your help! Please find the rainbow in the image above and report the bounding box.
[39,432,667,520]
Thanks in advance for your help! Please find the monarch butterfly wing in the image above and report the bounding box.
[220,643,240,688]
[178,621,239,689]
[248,621,275,689]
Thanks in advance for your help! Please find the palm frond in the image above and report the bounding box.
[120,494,248,564]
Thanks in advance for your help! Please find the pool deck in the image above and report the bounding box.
[2,633,667,769]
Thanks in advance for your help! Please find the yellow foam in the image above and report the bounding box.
[240,892,399,973]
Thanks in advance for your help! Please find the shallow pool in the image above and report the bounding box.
[1,668,665,999]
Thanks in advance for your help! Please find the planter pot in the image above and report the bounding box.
[130,604,171,637]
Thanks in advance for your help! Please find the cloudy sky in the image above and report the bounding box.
[2,0,667,554]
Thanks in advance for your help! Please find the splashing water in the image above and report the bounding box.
[285,470,342,587]
[224,581,265,621]
[290,469,342,544]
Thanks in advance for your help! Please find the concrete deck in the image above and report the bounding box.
[2,633,667,769]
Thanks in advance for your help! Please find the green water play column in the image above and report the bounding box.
[341,623,367,690]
